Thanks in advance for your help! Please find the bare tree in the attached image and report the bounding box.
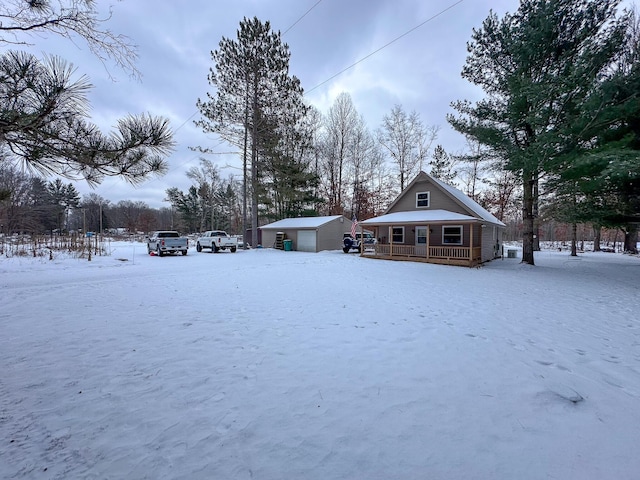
[455,137,488,201]
[377,105,438,191]
[186,158,223,231]
[0,0,139,78]
[318,93,360,214]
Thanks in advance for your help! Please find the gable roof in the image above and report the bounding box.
[386,171,506,227]
[361,210,477,226]
[259,215,346,230]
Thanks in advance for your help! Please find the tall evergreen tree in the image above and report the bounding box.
[196,17,305,247]
[575,8,640,252]
[46,179,80,232]
[165,187,202,234]
[449,0,628,265]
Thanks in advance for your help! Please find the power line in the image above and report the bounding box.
[173,110,198,133]
[306,0,466,94]
[177,1,464,149]
[284,0,325,35]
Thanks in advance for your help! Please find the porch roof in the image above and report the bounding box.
[361,209,478,226]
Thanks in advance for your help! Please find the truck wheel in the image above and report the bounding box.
[182,250,188,255]
[231,247,237,253]
[157,247,164,257]
[196,242,202,252]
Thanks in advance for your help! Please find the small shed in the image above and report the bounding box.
[259,215,353,252]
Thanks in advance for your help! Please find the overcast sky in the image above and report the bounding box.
[17,0,630,208]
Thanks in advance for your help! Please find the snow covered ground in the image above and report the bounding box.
[1,242,639,479]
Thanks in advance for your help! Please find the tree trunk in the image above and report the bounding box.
[251,82,259,249]
[242,97,249,249]
[623,224,638,254]
[521,175,535,265]
[593,225,601,252]
[533,177,540,251]
[570,222,577,256]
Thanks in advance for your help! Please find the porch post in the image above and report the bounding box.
[426,225,430,260]
[389,226,393,257]
[375,227,379,256]
[470,223,474,266]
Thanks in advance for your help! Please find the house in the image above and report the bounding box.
[259,215,354,252]
[360,172,506,267]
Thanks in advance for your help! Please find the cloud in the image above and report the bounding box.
[9,0,535,208]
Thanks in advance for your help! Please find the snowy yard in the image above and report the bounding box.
[1,243,639,479]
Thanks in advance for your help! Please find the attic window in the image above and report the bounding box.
[416,191,430,208]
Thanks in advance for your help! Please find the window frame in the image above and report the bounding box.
[416,191,430,208]
[416,226,428,245]
[442,225,463,245]
[391,226,405,244]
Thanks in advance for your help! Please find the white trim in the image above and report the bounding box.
[416,191,430,208]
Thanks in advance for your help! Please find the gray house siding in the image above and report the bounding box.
[377,223,481,248]
[481,225,503,262]
[390,178,468,215]
[317,218,350,251]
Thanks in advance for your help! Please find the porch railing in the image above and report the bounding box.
[368,244,482,264]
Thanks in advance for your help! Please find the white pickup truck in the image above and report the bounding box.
[195,230,238,253]
[147,231,189,256]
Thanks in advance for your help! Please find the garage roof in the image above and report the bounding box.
[259,215,346,229]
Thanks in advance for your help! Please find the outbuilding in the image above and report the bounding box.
[259,215,353,252]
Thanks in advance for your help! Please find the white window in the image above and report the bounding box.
[416,227,427,244]
[416,191,430,208]
[442,226,463,245]
[392,226,404,243]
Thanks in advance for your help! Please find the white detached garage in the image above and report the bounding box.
[259,215,354,252]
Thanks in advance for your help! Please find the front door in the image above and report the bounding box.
[415,226,428,256]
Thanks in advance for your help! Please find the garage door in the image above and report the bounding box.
[297,230,317,252]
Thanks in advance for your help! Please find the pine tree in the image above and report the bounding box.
[448,0,628,265]
[196,17,306,247]
[429,145,457,185]
[0,2,174,185]
[46,179,80,232]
